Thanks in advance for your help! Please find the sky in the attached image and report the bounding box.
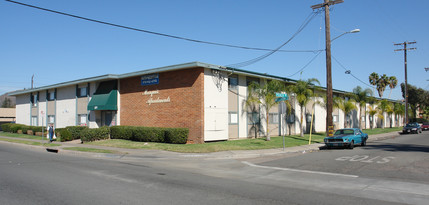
[1,0,428,100]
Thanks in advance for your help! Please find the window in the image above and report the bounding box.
[78,114,87,126]
[228,75,238,90]
[248,112,260,125]
[229,112,238,124]
[269,113,279,124]
[31,116,37,126]
[333,115,339,122]
[77,87,88,98]
[31,94,38,107]
[47,91,55,101]
[246,77,259,86]
[48,115,55,124]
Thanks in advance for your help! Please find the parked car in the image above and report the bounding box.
[324,128,368,149]
[421,123,429,131]
[402,122,422,134]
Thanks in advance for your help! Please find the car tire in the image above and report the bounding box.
[361,139,366,146]
[349,141,354,149]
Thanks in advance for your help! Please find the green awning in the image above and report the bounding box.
[87,80,118,111]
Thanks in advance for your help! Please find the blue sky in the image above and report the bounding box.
[1,0,428,100]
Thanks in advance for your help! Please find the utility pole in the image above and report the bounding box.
[31,74,34,89]
[394,41,416,124]
[311,0,343,136]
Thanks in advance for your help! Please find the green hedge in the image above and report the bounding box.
[165,128,189,144]
[80,126,110,142]
[110,126,188,144]
[60,129,73,142]
[1,123,13,132]
[66,126,87,140]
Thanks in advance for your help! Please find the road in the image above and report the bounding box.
[0,132,428,205]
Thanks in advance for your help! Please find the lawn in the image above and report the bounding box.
[1,127,402,153]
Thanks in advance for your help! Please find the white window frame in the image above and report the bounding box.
[229,112,238,125]
[78,114,87,126]
[269,113,279,124]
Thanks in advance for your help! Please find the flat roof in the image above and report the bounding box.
[8,61,389,101]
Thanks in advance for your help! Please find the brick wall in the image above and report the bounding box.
[120,67,204,144]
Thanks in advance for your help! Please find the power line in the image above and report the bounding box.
[226,10,321,68]
[5,0,321,53]
[287,51,323,77]
[332,55,375,88]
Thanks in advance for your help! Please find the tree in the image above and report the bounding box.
[334,97,357,128]
[286,78,320,137]
[401,83,429,120]
[388,76,398,99]
[368,105,378,129]
[352,86,373,129]
[246,80,284,141]
[1,98,14,108]
[386,103,394,128]
[368,72,394,98]
[393,102,405,127]
[377,99,391,129]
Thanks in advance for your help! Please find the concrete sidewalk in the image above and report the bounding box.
[0,131,402,160]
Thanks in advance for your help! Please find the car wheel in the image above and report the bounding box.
[349,141,354,149]
[361,139,366,146]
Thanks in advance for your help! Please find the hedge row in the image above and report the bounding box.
[110,126,188,144]
[2,123,189,144]
[1,123,45,135]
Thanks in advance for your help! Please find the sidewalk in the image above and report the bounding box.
[0,131,401,160]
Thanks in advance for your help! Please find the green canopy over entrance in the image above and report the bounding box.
[87,80,118,111]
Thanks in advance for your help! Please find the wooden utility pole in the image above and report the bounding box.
[394,41,416,124]
[311,0,343,136]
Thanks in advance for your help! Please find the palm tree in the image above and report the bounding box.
[369,72,379,94]
[368,105,378,129]
[386,103,394,128]
[376,74,390,98]
[388,76,398,99]
[394,102,405,126]
[352,86,373,129]
[377,99,390,129]
[286,78,320,137]
[334,97,357,128]
[246,80,284,141]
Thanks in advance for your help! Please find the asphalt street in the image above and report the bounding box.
[0,131,428,205]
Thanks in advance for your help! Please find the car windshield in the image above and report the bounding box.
[406,123,417,127]
[334,129,354,136]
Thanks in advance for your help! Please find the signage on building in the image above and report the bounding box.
[142,89,170,105]
[275,92,288,98]
[141,74,159,86]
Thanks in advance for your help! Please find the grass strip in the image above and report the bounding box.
[0,137,60,147]
[63,147,117,154]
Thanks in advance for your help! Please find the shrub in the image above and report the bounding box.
[66,126,87,140]
[55,128,64,138]
[10,124,24,133]
[110,126,133,140]
[32,126,44,133]
[21,125,30,134]
[165,128,189,144]
[132,127,165,142]
[1,123,12,132]
[81,126,110,142]
[59,129,73,142]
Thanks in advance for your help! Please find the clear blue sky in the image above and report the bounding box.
[1,0,428,100]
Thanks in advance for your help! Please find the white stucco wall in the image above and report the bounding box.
[38,92,47,127]
[15,94,30,125]
[238,75,248,139]
[204,68,228,141]
[56,86,76,128]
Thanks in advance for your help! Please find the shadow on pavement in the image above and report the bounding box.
[362,142,429,153]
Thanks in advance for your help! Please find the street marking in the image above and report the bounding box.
[336,155,395,164]
[242,161,359,178]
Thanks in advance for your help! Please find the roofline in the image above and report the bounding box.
[7,61,401,102]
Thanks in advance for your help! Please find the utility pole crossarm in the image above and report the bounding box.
[311,0,344,9]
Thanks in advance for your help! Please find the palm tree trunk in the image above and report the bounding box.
[358,106,362,129]
[266,110,270,141]
[300,105,304,137]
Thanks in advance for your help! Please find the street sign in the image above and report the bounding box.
[275,97,288,102]
[275,93,288,98]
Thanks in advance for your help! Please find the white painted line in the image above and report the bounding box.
[242,161,359,178]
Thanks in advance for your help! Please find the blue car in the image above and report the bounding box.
[324,128,368,149]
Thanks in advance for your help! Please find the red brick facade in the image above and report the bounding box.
[120,67,204,144]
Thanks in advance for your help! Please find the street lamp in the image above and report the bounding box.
[331,29,360,42]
